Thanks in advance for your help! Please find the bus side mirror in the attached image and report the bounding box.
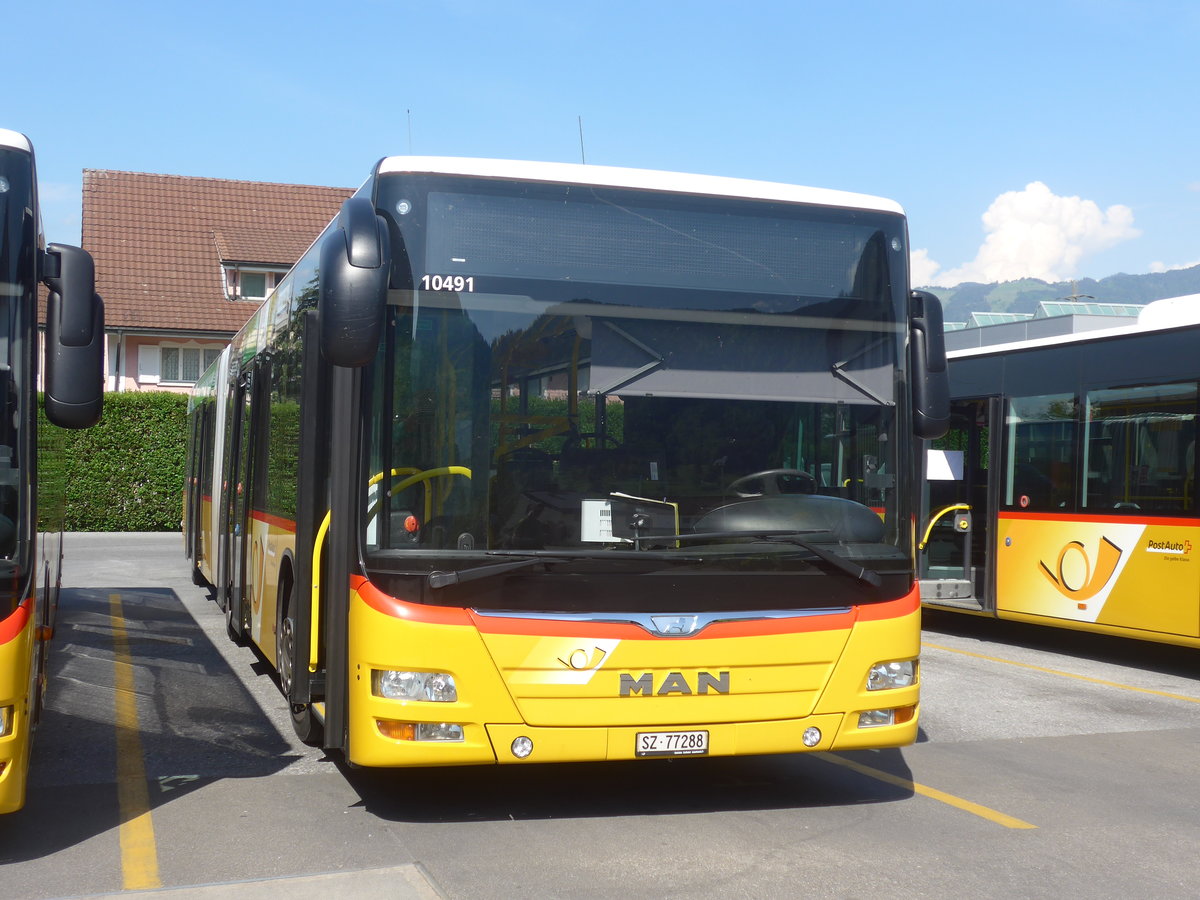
[42,243,104,429]
[910,289,949,440]
[318,196,391,368]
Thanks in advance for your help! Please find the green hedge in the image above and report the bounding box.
[39,392,189,532]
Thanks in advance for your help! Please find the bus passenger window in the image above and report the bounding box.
[1083,383,1198,514]
[1005,394,1077,511]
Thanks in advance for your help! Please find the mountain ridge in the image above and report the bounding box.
[922,264,1200,324]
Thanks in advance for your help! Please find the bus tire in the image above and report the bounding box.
[277,576,322,746]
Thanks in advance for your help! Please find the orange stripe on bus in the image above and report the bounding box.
[1000,511,1200,528]
[0,598,31,645]
[248,509,298,533]
[352,576,473,626]
[856,588,920,621]
[352,574,917,637]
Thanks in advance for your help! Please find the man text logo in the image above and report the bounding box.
[619,671,730,696]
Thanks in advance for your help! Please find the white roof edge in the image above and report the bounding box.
[375,156,904,214]
[949,293,1200,360]
[0,128,33,153]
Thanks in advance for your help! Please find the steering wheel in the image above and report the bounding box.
[729,468,816,498]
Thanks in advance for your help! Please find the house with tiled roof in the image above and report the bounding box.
[81,169,352,392]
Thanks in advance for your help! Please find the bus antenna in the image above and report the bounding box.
[578,116,587,164]
[407,109,413,154]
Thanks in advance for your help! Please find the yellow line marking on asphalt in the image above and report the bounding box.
[818,752,1037,829]
[110,592,163,890]
[923,641,1200,704]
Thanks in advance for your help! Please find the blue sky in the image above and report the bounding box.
[11,0,1199,288]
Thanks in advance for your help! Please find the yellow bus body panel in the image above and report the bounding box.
[245,516,294,663]
[0,605,34,814]
[346,584,920,767]
[996,514,1200,642]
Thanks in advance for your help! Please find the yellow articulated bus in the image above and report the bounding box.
[184,158,948,767]
[0,129,104,813]
[920,295,1200,648]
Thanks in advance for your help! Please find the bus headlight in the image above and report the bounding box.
[866,659,916,691]
[373,670,458,702]
[0,704,12,738]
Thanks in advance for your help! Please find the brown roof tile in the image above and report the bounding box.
[81,170,352,334]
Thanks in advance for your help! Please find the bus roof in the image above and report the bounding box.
[948,293,1200,361]
[0,128,33,153]
[375,156,904,215]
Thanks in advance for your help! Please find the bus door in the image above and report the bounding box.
[227,370,255,641]
[919,397,999,611]
[185,410,206,575]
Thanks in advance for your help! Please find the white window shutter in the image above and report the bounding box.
[138,345,161,384]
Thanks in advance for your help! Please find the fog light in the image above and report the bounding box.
[511,736,534,759]
[417,722,464,742]
[801,727,822,748]
[373,670,458,702]
[867,659,916,691]
[376,719,464,741]
[858,709,895,728]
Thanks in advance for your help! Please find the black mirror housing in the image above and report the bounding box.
[43,243,104,429]
[910,289,949,440]
[318,197,391,368]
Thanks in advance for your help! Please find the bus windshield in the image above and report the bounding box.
[0,145,34,565]
[364,174,912,608]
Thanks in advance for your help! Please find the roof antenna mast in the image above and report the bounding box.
[407,109,413,154]
[578,115,587,165]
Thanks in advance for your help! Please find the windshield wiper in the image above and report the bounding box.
[429,556,556,589]
[637,530,882,588]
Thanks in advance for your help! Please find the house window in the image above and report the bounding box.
[241,272,269,299]
[224,267,285,301]
[160,346,224,384]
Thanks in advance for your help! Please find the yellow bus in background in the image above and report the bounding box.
[0,128,104,813]
[184,158,948,768]
[921,296,1200,648]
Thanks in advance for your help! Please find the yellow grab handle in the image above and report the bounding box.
[309,510,330,672]
[919,503,971,551]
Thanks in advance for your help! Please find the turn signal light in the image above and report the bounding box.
[375,719,464,742]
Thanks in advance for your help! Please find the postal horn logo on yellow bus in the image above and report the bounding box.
[1038,536,1123,606]
[558,646,610,671]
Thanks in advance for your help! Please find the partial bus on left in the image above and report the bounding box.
[0,128,104,814]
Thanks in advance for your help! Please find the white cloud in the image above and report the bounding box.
[1149,259,1200,273]
[909,248,942,288]
[918,182,1141,287]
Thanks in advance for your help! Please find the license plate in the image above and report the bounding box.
[635,730,709,757]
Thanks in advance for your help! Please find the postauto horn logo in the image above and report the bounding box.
[1038,536,1123,603]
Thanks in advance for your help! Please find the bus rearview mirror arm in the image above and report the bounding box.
[910,289,950,440]
[318,197,392,368]
[42,243,104,429]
